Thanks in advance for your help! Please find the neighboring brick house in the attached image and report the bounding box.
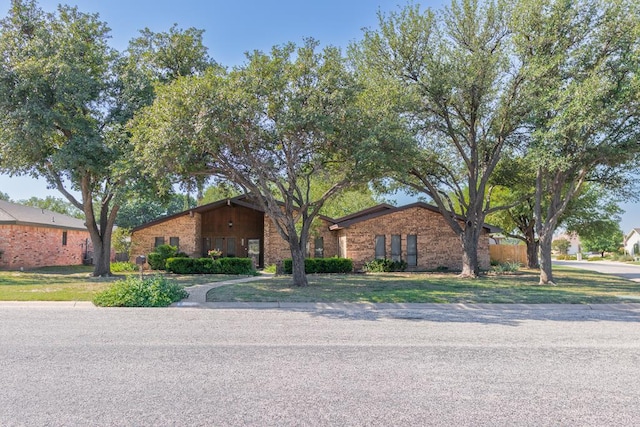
[0,200,91,270]
[130,195,493,271]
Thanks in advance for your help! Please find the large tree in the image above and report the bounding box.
[353,0,529,277]
[488,159,626,269]
[0,0,211,275]
[580,221,624,258]
[513,0,640,284]
[131,40,401,286]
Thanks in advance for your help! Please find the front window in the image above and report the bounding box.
[375,235,386,259]
[314,237,324,258]
[407,235,417,267]
[169,237,179,250]
[391,235,401,262]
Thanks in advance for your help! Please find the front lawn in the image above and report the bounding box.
[206,266,640,304]
[0,266,240,301]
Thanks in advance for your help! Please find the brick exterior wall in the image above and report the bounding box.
[0,224,90,270]
[341,206,490,271]
[128,202,490,272]
[130,212,201,260]
[263,216,337,266]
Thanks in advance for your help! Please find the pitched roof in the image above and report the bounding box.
[0,200,87,231]
[131,195,500,234]
[131,194,265,232]
[329,201,500,233]
[624,228,640,243]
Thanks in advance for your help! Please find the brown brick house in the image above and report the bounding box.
[130,195,493,271]
[0,200,91,270]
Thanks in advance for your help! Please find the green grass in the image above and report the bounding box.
[206,266,640,304]
[0,266,241,301]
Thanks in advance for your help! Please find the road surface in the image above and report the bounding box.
[554,259,640,282]
[1,303,639,426]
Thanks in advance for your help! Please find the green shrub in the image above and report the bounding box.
[164,257,196,274]
[491,262,521,274]
[363,258,407,272]
[264,264,277,273]
[165,257,255,275]
[610,253,634,262]
[217,257,256,275]
[110,261,137,272]
[92,275,188,307]
[282,258,353,274]
[147,244,179,270]
[555,254,577,261]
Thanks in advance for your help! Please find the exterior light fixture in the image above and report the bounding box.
[228,220,233,228]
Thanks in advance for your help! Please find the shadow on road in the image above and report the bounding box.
[306,306,640,326]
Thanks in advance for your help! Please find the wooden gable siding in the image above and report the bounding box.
[200,204,264,263]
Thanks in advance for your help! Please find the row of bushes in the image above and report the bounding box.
[147,245,187,270]
[165,257,255,275]
[283,258,353,274]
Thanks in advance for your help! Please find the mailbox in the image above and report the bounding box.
[135,255,146,265]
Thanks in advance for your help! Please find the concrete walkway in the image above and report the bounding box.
[176,274,274,306]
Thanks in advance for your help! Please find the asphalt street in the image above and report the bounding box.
[1,303,640,426]
[554,259,640,282]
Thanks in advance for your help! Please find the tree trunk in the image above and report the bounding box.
[87,222,114,277]
[290,243,308,287]
[524,230,540,269]
[460,228,480,278]
[538,232,554,285]
[92,236,112,276]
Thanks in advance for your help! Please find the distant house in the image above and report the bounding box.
[553,232,581,255]
[624,228,640,257]
[0,200,91,270]
[130,195,495,271]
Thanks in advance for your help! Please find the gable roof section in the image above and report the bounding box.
[131,194,266,232]
[624,228,640,244]
[329,201,500,233]
[0,200,87,231]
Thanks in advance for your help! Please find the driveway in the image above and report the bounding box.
[554,259,640,282]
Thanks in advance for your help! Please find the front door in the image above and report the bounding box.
[202,237,212,257]
[248,239,261,268]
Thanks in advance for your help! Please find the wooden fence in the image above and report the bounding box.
[489,245,527,264]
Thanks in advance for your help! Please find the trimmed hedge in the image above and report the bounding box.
[282,258,353,274]
[92,275,188,307]
[165,257,255,275]
[147,244,188,270]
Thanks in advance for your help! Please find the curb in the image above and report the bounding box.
[171,301,640,312]
[0,301,96,308]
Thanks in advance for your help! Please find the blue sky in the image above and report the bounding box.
[0,0,638,232]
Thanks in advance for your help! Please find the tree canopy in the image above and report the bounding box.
[131,39,401,285]
[512,0,640,283]
[352,0,530,277]
[0,0,212,275]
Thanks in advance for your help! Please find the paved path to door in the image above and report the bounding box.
[178,273,274,305]
[554,259,640,282]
